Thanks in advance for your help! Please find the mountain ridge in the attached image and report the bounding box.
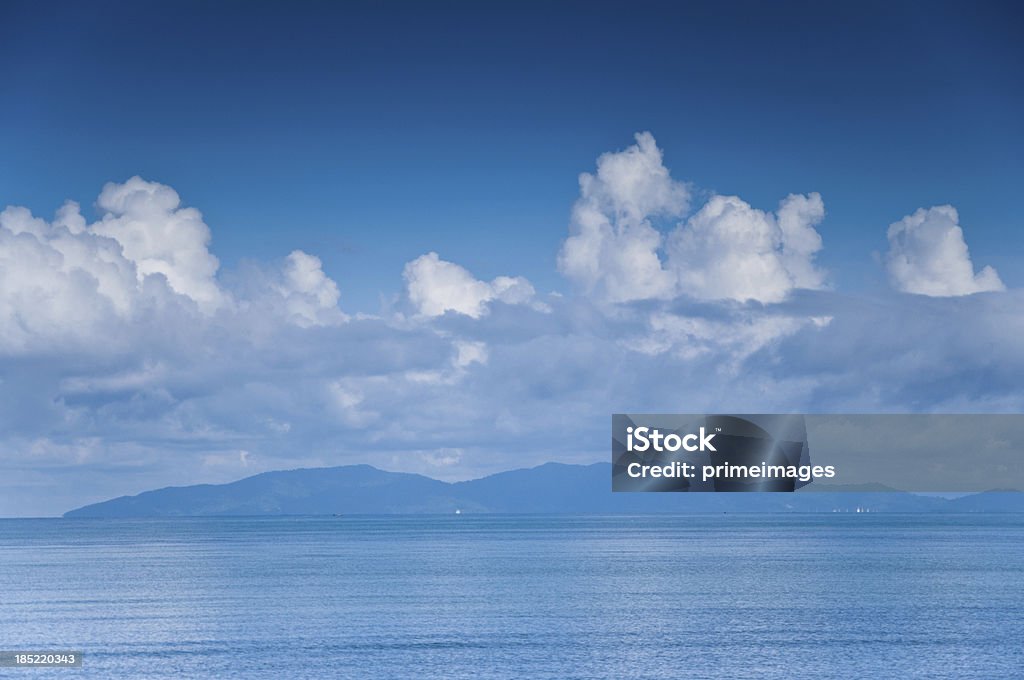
[63,462,1024,518]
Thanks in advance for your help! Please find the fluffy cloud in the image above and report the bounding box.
[0,177,227,353]
[278,250,346,327]
[558,131,689,303]
[92,176,225,312]
[0,177,348,356]
[403,251,537,318]
[667,193,826,303]
[886,205,1004,296]
[1,203,145,351]
[558,133,826,304]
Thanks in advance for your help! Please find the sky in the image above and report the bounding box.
[1,0,1023,515]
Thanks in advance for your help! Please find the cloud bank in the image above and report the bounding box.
[0,136,1018,516]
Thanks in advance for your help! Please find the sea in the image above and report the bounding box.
[1,514,1022,679]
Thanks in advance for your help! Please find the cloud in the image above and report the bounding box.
[622,308,832,368]
[0,177,228,353]
[403,251,538,318]
[452,340,488,368]
[0,178,349,356]
[667,193,826,303]
[277,250,346,327]
[775,193,828,289]
[558,133,826,304]
[558,131,689,303]
[1,202,148,351]
[0,142,1020,516]
[886,205,1004,296]
[92,176,225,312]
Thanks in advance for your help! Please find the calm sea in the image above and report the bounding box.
[1,515,1022,679]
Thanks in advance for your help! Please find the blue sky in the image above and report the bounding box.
[3,0,1022,306]
[1,0,1023,515]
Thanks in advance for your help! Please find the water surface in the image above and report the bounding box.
[1,515,1021,678]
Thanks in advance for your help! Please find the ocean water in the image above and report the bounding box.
[0,515,1022,679]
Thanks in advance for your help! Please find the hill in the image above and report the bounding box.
[63,463,1024,517]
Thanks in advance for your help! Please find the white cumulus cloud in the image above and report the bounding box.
[558,131,689,303]
[886,205,1004,296]
[1,202,147,350]
[667,193,826,303]
[277,250,346,327]
[558,133,826,305]
[0,177,349,354]
[91,176,225,312]
[403,251,537,318]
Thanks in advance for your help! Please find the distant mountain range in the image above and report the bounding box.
[63,462,1024,518]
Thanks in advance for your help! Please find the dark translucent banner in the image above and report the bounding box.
[612,414,1024,493]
